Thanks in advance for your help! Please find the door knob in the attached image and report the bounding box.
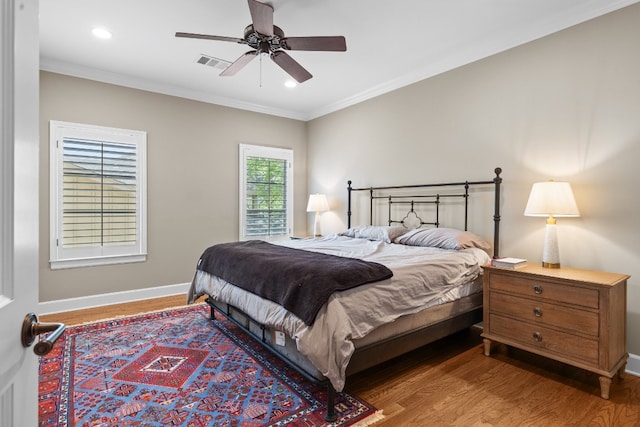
[21,313,66,356]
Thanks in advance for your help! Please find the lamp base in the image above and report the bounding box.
[542,261,561,269]
[542,222,561,269]
[313,212,321,237]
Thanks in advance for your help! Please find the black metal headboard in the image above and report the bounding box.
[347,167,502,258]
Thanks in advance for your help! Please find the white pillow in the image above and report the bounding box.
[394,227,490,250]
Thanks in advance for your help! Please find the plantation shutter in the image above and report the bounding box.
[62,138,138,248]
[245,156,288,237]
[50,121,147,269]
[239,144,293,241]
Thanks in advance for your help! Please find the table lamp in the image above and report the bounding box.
[524,180,580,268]
[306,194,329,237]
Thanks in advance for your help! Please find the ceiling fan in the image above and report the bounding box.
[175,0,346,84]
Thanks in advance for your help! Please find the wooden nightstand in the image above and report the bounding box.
[481,264,629,399]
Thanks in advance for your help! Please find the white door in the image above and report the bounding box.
[0,1,40,426]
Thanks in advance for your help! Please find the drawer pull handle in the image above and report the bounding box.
[533,332,543,342]
[533,284,543,294]
[533,307,543,317]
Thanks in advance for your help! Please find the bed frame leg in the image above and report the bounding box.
[324,383,337,422]
[205,297,215,320]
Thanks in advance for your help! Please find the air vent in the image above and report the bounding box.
[195,54,231,71]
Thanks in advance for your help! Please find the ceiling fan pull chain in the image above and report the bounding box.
[260,53,263,87]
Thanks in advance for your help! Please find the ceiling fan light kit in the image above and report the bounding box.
[176,0,346,83]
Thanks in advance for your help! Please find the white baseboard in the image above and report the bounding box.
[38,282,191,315]
[627,353,640,377]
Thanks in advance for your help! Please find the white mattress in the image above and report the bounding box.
[188,235,491,391]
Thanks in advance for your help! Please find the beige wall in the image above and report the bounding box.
[39,72,307,301]
[307,5,640,354]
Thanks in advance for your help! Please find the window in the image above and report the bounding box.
[49,121,147,269]
[239,144,293,241]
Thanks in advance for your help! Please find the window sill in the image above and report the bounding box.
[50,254,147,270]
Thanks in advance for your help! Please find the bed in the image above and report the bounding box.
[187,167,503,421]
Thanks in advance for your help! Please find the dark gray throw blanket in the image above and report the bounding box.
[197,240,393,325]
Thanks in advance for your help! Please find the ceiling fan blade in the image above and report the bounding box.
[248,0,273,36]
[175,32,245,44]
[282,36,346,51]
[271,51,312,83]
[220,51,258,76]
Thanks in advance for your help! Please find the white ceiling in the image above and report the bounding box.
[40,0,637,121]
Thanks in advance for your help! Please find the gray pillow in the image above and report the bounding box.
[394,227,490,250]
[340,225,407,243]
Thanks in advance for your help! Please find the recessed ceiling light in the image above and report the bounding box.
[92,28,112,40]
[284,80,297,88]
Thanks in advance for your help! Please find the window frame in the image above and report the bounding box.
[49,120,147,269]
[239,144,293,241]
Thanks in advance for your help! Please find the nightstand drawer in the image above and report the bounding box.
[489,274,599,309]
[489,313,599,364]
[489,292,599,336]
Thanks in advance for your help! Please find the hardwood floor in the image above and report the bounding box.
[41,295,640,426]
[348,330,640,426]
[39,294,200,326]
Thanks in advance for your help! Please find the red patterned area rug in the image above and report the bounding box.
[39,304,382,426]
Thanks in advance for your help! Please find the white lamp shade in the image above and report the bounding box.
[306,194,329,212]
[524,181,580,217]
